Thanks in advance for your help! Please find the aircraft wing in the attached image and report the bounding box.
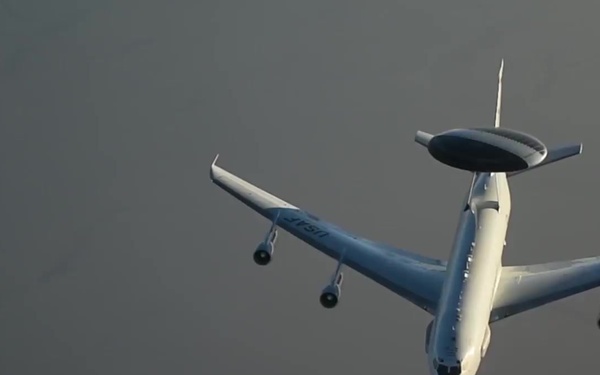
[490,257,600,322]
[209,156,447,314]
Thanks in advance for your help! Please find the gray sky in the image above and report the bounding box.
[1,1,599,374]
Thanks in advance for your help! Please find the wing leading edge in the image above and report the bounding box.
[491,257,600,322]
[209,156,447,314]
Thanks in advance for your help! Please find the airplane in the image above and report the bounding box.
[209,60,600,375]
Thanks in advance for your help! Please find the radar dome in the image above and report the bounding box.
[427,128,548,172]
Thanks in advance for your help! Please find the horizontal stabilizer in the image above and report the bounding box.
[507,143,583,177]
[415,131,434,148]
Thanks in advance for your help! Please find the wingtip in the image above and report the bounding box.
[499,58,504,78]
[209,154,220,181]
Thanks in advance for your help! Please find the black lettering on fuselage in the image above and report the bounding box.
[283,216,329,238]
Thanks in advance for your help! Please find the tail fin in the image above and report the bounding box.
[494,59,504,128]
[507,143,583,177]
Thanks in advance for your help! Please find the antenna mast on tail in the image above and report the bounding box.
[494,59,504,128]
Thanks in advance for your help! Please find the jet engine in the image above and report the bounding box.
[320,273,343,308]
[253,229,278,266]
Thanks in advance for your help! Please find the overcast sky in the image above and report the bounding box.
[1,1,599,374]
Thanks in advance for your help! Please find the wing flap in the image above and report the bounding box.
[209,156,447,314]
[490,257,600,322]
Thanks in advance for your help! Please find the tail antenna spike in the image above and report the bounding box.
[494,58,504,128]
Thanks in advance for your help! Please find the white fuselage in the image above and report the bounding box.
[427,172,511,375]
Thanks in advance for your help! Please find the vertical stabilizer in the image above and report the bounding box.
[494,59,504,128]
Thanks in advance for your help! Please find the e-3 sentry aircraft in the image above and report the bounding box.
[209,60,600,375]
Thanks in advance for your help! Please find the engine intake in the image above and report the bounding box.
[253,243,273,265]
[253,230,278,266]
[320,273,343,308]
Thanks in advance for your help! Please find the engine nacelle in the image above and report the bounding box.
[481,325,491,358]
[253,229,278,266]
[320,273,343,308]
[253,241,274,266]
